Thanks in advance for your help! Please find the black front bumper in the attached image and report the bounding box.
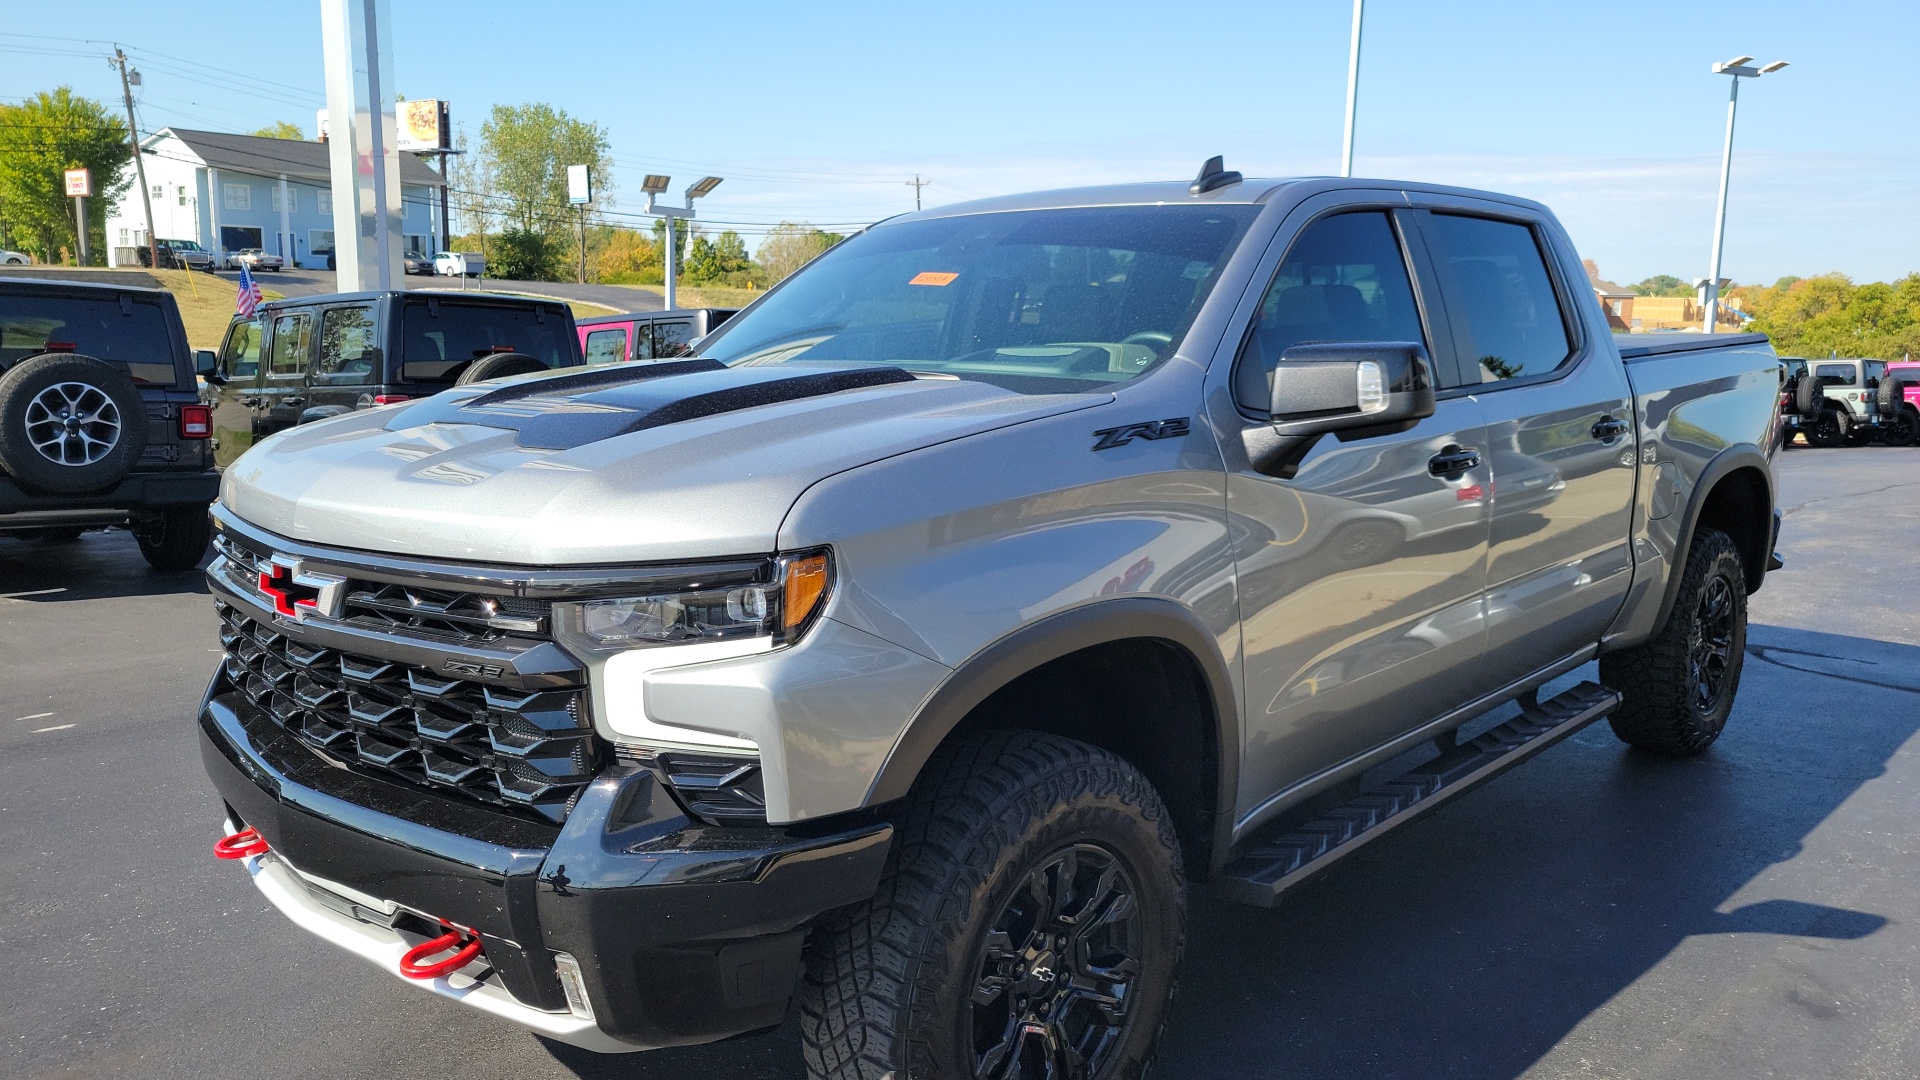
[199,678,891,1049]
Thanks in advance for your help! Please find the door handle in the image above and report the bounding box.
[1428,445,1482,476]
[1591,416,1631,442]
[284,397,306,407]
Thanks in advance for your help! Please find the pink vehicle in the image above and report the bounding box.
[1887,361,1920,420]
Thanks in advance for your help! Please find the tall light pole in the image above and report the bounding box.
[1702,55,1788,333]
[1340,0,1364,177]
[644,174,722,311]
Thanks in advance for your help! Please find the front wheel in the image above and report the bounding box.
[1599,527,1747,755]
[133,506,212,571]
[800,731,1186,1080]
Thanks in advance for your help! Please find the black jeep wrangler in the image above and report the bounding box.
[206,291,582,468]
[0,278,218,570]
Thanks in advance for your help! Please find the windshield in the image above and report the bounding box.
[696,205,1261,394]
[398,301,573,382]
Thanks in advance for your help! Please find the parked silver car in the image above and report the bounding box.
[223,248,283,272]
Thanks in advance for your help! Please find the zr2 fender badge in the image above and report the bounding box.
[1092,417,1190,451]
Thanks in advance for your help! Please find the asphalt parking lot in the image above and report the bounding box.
[4,447,1917,1080]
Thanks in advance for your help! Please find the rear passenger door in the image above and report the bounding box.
[310,304,379,414]
[583,325,630,365]
[257,309,314,440]
[1411,206,1636,687]
[652,319,697,358]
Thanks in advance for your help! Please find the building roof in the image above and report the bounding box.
[153,127,446,188]
[1590,278,1636,299]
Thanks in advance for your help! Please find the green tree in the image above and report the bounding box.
[756,222,845,283]
[490,227,563,282]
[651,218,688,275]
[684,229,754,285]
[1741,272,1920,360]
[1631,274,1695,298]
[251,121,306,140]
[479,103,611,246]
[0,88,133,264]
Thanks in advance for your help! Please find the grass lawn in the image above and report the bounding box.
[609,283,765,310]
[147,269,278,351]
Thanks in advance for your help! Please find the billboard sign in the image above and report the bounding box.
[64,167,92,197]
[567,164,592,205]
[398,100,449,152]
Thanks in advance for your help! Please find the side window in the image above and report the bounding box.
[316,305,377,383]
[1233,211,1426,411]
[653,320,697,358]
[1424,214,1573,385]
[221,319,262,380]
[633,321,656,361]
[584,328,629,365]
[266,312,312,377]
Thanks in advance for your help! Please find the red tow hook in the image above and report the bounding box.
[214,826,270,860]
[398,924,485,980]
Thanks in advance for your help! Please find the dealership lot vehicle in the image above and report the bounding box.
[204,290,582,468]
[402,250,433,275]
[434,250,484,277]
[139,238,216,271]
[195,171,1784,1078]
[0,277,217,569]
[576,307,738,363]
[1796,356,1917,446]
[223,248,284,272]
[0,249,28,266]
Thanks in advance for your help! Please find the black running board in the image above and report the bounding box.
[1216,681,1622,909]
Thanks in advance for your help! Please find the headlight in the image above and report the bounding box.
[553,550,832,658]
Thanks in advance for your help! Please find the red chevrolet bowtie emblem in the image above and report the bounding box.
[258,557,347,620]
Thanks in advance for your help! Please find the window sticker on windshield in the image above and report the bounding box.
[909,271,959,286]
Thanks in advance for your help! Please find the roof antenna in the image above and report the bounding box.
[1190,155,1242,196]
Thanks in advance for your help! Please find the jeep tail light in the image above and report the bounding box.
[371,394,411,405]
[179,405,212,438]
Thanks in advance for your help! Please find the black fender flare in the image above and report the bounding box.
[1654,442,1774,634]
[863,596,1241,869]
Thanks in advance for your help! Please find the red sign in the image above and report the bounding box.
[63,168,92,197]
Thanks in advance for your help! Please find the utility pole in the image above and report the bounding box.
[906,175,929,211]
[1702,55,1788,333]
[1341,0,1364,178]
[111,47,159,271]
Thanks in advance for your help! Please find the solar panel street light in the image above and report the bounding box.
[1701,54,1790,332]
[686,176,723,200]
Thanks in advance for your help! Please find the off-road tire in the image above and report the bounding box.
[1875,377,1913,419]
[1804,405,1846,448]
[1599,527,1747,755]
[1794,373,1825,416]
[133,505,211,571]
[0,353,148,494]
[1885,405,1920,447]
[800,730,1186,1080]
[454,352,548,386]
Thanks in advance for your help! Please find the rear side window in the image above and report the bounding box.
[317,305,377,384]
[583,327,628,365]
[0,294,179,385]
[1425,214,1573,385]
[653,320,697,358]
[1234,211,1426,411]
[267,312,312,377]
[398,302,570,382]
[221,318,262,379]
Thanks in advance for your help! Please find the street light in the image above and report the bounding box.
[644,174,724,311]
[1702,54,1789,333]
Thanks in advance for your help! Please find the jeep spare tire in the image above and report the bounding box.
[0,353,148,495]
[1794,372,1825,416]
[454,352,548,386]
[1878,376,1915,418]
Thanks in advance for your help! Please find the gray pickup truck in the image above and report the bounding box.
[196,164,1784,1080]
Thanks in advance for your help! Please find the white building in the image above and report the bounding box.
[105,127,445,269]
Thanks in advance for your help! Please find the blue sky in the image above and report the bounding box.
[3,0,1915,284]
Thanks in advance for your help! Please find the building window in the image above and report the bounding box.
[177,186,188,206]
[150,184,163,202]
[317,191,332,214]
[1610,300,1623,316]
[118,228,130,245]
[272,186,297,213]
[224,182,252,211]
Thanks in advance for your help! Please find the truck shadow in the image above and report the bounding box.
[0,529,209,602]
[540,624,1915,1080]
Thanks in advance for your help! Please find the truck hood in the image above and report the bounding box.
[220,360,1105,564]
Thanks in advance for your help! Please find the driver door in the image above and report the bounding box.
[1228,207,1492,806]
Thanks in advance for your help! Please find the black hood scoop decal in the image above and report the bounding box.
[384,360,917,450]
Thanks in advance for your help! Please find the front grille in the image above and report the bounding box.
[216,601,601,824]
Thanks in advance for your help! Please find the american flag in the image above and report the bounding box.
[235,263,262,318]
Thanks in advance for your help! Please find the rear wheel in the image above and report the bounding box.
[1804,406,1846,447]
[133,506,211,571]
[1599,527,1747,755]
[800,730,1186,1080]
[1881,406,1920,447]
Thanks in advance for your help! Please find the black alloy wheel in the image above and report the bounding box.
[1687,572,1737,720]
[970,844,1141,1080]
[1804,407,1845,447]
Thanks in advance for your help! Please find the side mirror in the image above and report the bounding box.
[1245,342,1437,478]
[1269,342,1435,439]
[194,349,221,380]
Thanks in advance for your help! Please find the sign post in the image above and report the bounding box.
[567,164,591,284]
[65,168,92,265]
